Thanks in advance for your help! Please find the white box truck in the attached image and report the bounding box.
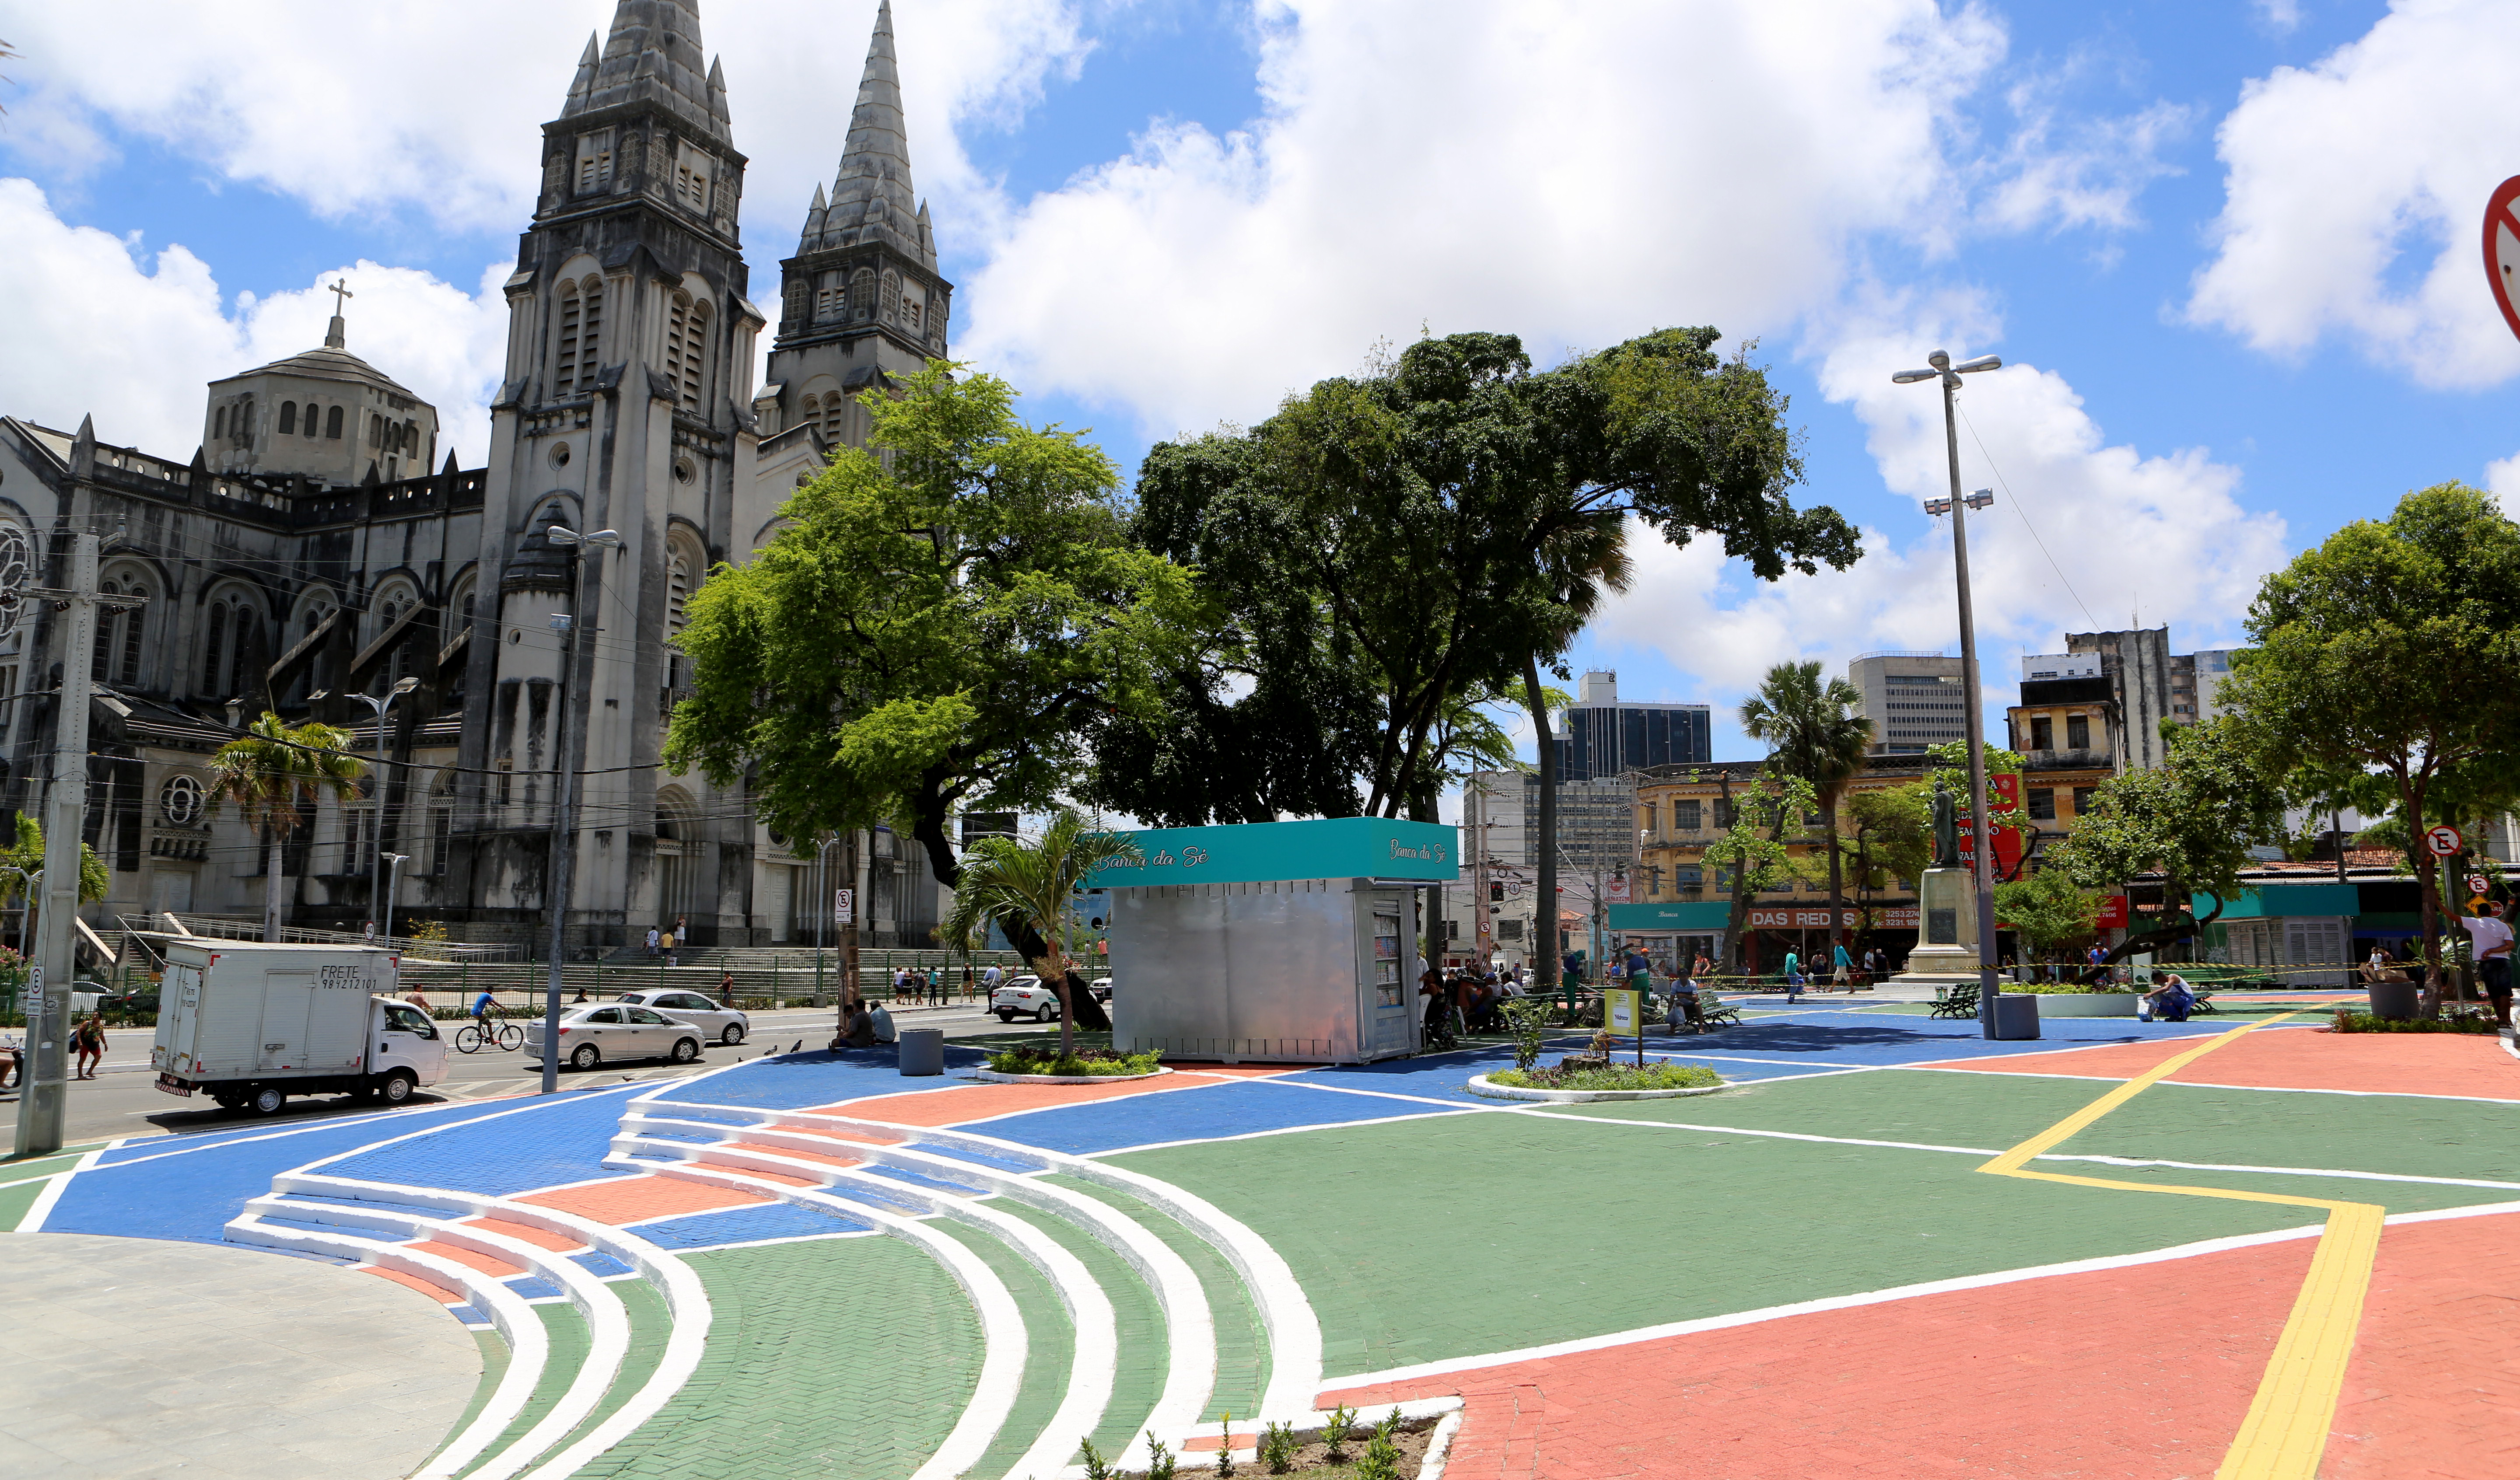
[150,941,448,1116]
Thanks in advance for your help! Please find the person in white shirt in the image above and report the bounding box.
[869,999,897,1043]
[2457,901,2513,1027]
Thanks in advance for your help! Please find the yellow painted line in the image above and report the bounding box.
[1976,1013,2385,1480]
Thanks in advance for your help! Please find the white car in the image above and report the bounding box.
[613,988,750,1046]
[526,1003,707,1071]
[992,975,1064,1023]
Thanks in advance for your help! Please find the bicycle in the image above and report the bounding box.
[455,1007,526,1053]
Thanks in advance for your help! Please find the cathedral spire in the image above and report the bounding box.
[562,0,728,145]
[808,0,934,269]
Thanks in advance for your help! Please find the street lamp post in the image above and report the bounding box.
[538,526,621,1093]
[1892,348,2009,1039]
[378,852,410,946]
[354,677,420,943]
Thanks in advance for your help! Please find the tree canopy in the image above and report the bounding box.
[2055,718,2284,960]
[1093,328,1858,825]
[665,366,1204,889]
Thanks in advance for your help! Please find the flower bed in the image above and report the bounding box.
[2329,1009,2499,1034]
[1469,1060,1725,1103]
[976,1046,1166,1082]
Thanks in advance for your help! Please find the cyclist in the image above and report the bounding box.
[472,989,498,1041]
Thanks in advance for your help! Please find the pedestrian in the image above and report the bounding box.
[1831,940,1853,992]
[719,970,737,1009]
[1419,965,1449,1040]
[74,1012,106,1079]
[1781,947,1803,1004]
[646,926,661,958]
[404,988,430,1012]
[2458,901,2514,1028]
[963,963,976,1002]
[660,927,676,967]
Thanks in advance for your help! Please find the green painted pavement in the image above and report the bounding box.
[427,1330,513,1473]
[546,1278,674,1458]
[2059,1081,2520,1185]
[1533,1062,2104,1151]
[573,1236,980,1480]
[930,1221,1075,1480]
[0,1175,49,1228]
[1110,1102,2338,1379]
[456,1302,592,1478]
[1044,1175,1269,1422]
[989,1198,1171,1455]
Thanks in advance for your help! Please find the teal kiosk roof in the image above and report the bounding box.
[1085,817,1460,890]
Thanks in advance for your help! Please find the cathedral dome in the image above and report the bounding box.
[230,343,421,401]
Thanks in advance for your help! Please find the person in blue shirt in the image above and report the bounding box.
[472,990,497,1037]
[1781,949,1803,1003]
[1832,941,1853,991]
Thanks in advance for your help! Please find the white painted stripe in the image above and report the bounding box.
[673,1227,884,1251]
[1087,1106,1488,1159]
[1899,1063,2520,1105]
[14,1143,105,1231]
[1320,1196,2520,1398]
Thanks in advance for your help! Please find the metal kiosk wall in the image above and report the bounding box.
[1091,818,1460,1064]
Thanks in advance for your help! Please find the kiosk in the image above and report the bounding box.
[1088,817,1458,1064]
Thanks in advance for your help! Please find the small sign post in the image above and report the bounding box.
[1604,988,1645,1065]
[834,887,854,925]
[2426,824,2464,858]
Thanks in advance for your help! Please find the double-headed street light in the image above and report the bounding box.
[1890,349,2012,1040]
[354,676,421,943]
[540,525,622,1093]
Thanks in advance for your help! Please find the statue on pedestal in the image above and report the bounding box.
[1931,785,1960,869]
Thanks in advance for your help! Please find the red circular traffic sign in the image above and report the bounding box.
[2485,176,2520,343]
[2426,824,2465,858]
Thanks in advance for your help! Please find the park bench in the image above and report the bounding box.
[1928,982,1980,1019]
[1696,995,1744,1029]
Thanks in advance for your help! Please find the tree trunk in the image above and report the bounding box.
[1823,789,1846,963]
[1002,911,1110,1032]
[2404,781,2441,1018]
[1047,942,1074,1057]
[1524,655,1558,1008]
[263,831,284,942]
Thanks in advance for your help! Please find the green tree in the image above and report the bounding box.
[938,811,1141,1056]
[1993,869,2104,964]
[1101,329,1856,831]
[2219,483,2520,1011]
[0,814,109,956]
[1702,772,1819,973]
[209,713,364,941]
[1740,662,1870,956]
[1841,784,1932,935]
[2055,718,2285,965]
[665,366,1203,919]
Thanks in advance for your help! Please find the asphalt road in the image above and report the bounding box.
[2,1000,1063,1151]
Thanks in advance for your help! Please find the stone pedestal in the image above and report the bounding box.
[1895,868,1984,985]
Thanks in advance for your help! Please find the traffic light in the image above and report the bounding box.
[1489,881,1505,902]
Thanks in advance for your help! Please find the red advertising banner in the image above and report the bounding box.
[2094,894,2129,929]
[1957,771,2028,875]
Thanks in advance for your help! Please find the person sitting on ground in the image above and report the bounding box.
[869,996,897,1044]
[2138,972,2197,1023]
[836,999,876,1049]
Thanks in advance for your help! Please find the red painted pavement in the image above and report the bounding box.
[1924,1028,2520,1101]
[2326,1211,2520,1477]
[839,1066,1293,1128]
[1323,1237,2311,1478]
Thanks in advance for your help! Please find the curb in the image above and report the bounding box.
[1465,1072,1726,1103]
[969,1066,1173,1085]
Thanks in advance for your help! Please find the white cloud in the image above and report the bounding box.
[954,0,2012,438]
[0,179,508,464]
[1978,82,2192,236]
[2485,450,2520,503]
[1585,293,2289,700]
[1,0,1096,244]
[2188,0,2520,387]
[2255,0,2306,34]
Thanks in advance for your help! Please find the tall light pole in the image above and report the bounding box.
[378,852,410,946]
[538,525,620,1093]
[353,676,420,942]
[1891,349,2010,1039]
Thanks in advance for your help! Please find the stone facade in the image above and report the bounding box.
[0,0,952,953]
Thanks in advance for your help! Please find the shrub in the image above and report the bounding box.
[1080,1438,1111,1480]
[1490,1061,1724,1092]
[985,1046,1162,1076]
[1354,1410,1405,1480]
[1145,1436,1176,1480]
[1214,1414,1234,1477]
[1258,1421,1298,1475]
[2329,1009,2498,1034]
[1498,995,1555,1071]
[1320,1403,1355,1464]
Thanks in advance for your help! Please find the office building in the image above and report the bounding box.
[1848,652,1967,754]
[1552,670,1710,782]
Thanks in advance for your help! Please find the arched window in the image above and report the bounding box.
[880,272,900,324]
[402,421,417,454]
[200,603,227,696]
[814,275,843,323]
[849,269,875,321]
[92,576,149,687]
[820,395,845,445]
[214,407,226,439]
[368,413,384,448]
[91,580,119,682]
[302,402,320,439]
[237,400,255,443]
[325,406,343,440]
[278,402,297,435]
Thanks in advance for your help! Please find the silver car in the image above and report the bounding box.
[525,1003,705,1071]
[614,988,750,1046]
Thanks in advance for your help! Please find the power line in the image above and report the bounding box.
[1954,402,2100,632]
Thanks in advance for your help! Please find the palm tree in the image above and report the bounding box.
[1740,662,1871,963]
[210,712,365,942]
[940,810,1142,1056]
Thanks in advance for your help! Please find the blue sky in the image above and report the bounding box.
[4,0,2518,768]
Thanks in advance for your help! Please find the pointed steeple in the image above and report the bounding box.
[563,0,727,145]
[817,0,934,269]
[707,54,729,126]
[565,33,599,110]
[799,181,829,252]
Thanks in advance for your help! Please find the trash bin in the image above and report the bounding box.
[2366,980,2419,1021]
[1988,992,2041,1041]
[897,1026,945,1077]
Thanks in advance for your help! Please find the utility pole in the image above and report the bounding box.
[538,526,618,1094]
[1470,778,1490,969]
[1894,348,2009,1040]
[16,531,98,1158]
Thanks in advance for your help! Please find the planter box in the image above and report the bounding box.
[2026,991,2138,1018]
[970,1066,1172,1085]
[1466,1072,1726,1103]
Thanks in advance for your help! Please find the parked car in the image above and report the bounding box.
[525,1003,706,1071]
[991,975,1064,1023]
[1089,976,1114,1003]
[612,988,749,1046]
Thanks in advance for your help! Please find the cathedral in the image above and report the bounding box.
[0,0,954,955]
